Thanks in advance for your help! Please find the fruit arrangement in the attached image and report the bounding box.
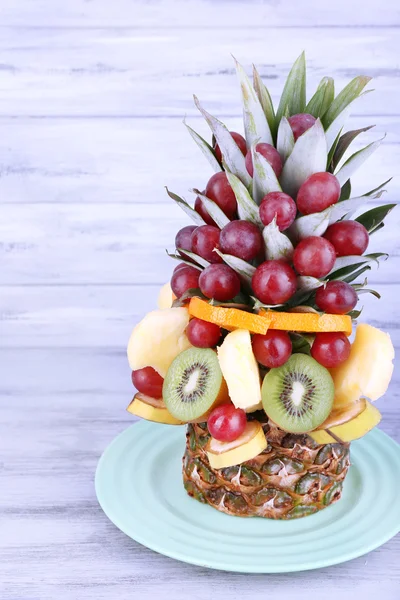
[126,53,395,520]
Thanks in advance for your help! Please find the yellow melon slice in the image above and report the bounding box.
[127,393,183,425]
[206,421,267,469]
[309,400,381,444]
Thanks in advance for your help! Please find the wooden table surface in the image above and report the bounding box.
[1,1,399,598]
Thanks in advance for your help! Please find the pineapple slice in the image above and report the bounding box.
[127,307,192,377]
[157,282,175,310]
[309,400,381,444]
[217,329,262,412]
[127,393,183,425]
[330,324,394,408]
[206,421,267,469]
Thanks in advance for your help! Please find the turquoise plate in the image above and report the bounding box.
[95,421,400,573]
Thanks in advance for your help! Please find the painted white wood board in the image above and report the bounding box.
[1,1,399,599]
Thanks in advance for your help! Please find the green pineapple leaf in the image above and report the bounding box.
[306,77,335,118]
[224,168,263,226]
[166,251,203,270]
[364,178,392,197]
[288,206,332,241]
[339,179,352,201]
[330,125,375,172]
[214,249,256,285]
[340,265,372,283]
[183,119,222,172]
[192,189,230,228]
[276,52,306,125]
[330,194,368,221]
[334,137,384,186]
[355,203,396,233]
[253,65,276,141]
[326,127,343,171]
[297,276,324,291]
[348,308,363,319]
[262,219,294,261]
[328,253,388,280]
[290,333,312,355]
[322,76,372,130]
[234,57,273,147]
[165,187,206,225]
[276,116,295,163]
[355,288,381,299]
[252,144,282,204]
[193,96,251,186]
[280,118,327,197]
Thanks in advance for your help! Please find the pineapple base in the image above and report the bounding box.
[183,416,350,519]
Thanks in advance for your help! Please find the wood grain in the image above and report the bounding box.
[1,1,399,598]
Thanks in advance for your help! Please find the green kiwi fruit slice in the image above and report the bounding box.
[261,354,334,434]
[163,348,227,421]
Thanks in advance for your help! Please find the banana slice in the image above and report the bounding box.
[206,421,267,469]
[127,393,183,425]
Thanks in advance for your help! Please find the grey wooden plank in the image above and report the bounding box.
[0,25,397,116]
[0,117,397,206]
[1,283,400,348]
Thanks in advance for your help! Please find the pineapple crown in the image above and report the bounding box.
[166,52,394,315]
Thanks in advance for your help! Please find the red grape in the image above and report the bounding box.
[214,131,247,163]
[245,143,283,178]
[187,318,222,348]
[132,367,164,399]
[324,220,369,257]
[259,192,297,231]
[194,195,218,227]
[288,113,316,141]
[170,265,200,298]
[315,281,358,314]
[205,172,237,219]
[191,225,222,264]
[199,264,241,301]
[252,331,292,368]
[175,225,197,260]
[173,262,188,274]
[293,236,336,278]
[219,220,263,261]
[297,172,341,215]
[252,260,297,305]
[311,332,351,368]
[207,403,247,442]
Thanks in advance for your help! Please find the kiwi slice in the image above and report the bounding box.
[163,348,227,421]
[261,354,334,434]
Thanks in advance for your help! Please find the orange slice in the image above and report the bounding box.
[189,297,271,334]
[259,309,352,335]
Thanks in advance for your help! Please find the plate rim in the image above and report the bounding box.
[95,422,400,573]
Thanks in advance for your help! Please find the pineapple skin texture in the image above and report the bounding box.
[183,419,349,519]
[330,323,394,408]
[217,329,262,412]
[127,307,192,377]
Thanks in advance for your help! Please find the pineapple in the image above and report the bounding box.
[127,53,395,519]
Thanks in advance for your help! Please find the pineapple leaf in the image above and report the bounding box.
[251,297,286,310]
[322,76,372,130]
[355,203,396,233]
[348,308,363,319]
[326,127,343,171]
[224,168,263,226]
[297,276,324,291]
[183,119,222,172]
[262,219,294,261]
[192,189,230,228]
[364,178,392,196]
[172,288,206,307]
[329,192,382,222]
[193,95,251,186]
[166,250,203,271]
[253,65,276,141]
[234,57,273,147]
[277,116,295,163]
[328,253,388,280]
[214,249,256,285]
[252,144,282,204]
[306,77,335,118]
[325,106,352,151]
[355,288,381,299]
[330,125,375,172]
[165,187,206,225]
[339,179,351,201]
[280,118,327,197]
[288,205,332,241]
[276,52,307,124]
[334,137,384,186]
[177,248,211,269]
[342,265,371,283]
[290,333,312,355]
